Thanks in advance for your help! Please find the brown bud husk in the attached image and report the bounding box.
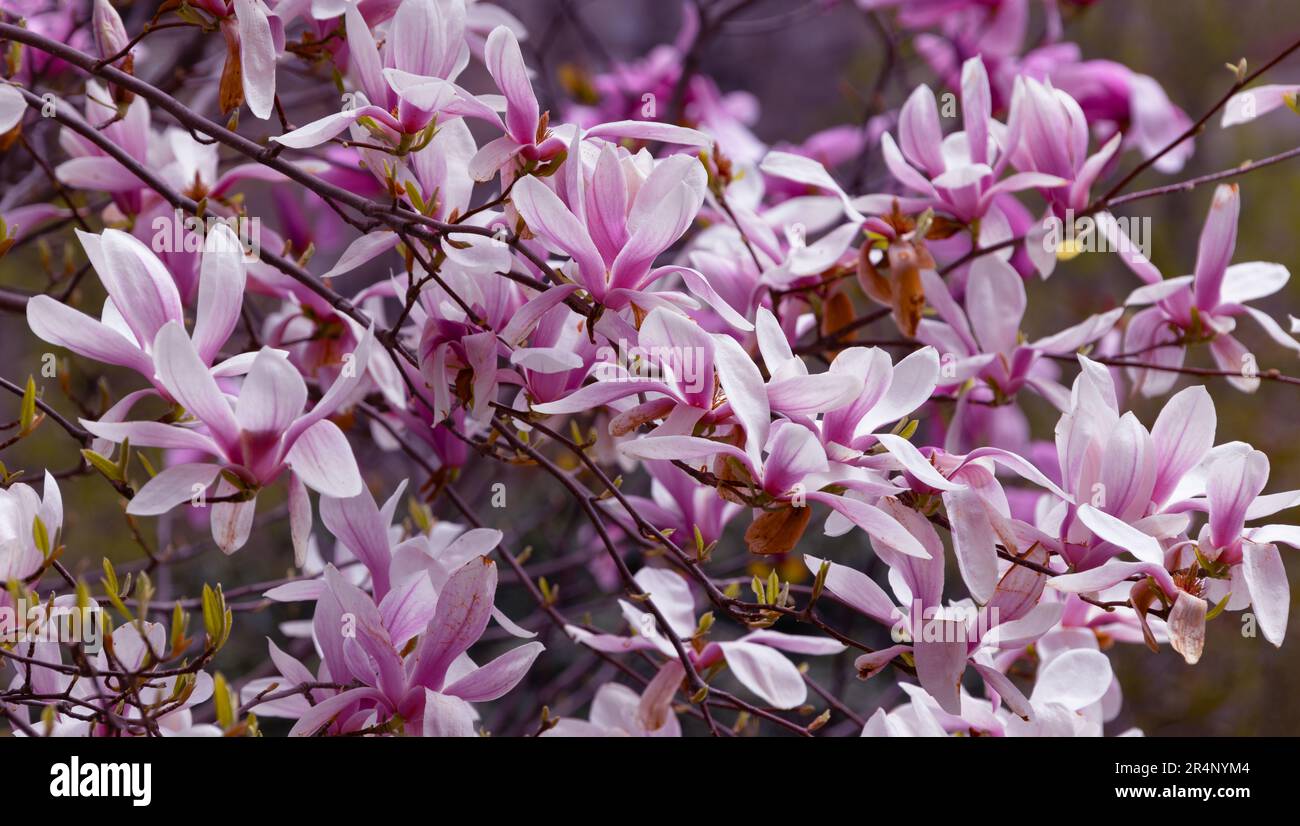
[1128,579,1162,653]
[745,505,812,556]
[0,124,20,152]
[856,243,892,306]
[219,24,245,115]
[885,242,927,338]
[821,288,855,345]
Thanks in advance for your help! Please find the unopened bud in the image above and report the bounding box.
[93,0,130,64]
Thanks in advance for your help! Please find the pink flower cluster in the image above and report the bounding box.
[2,0,1298,738]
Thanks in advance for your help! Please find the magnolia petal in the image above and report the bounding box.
[443,641,544,702]
[127,463,222,516]
[715,640,806,709]
[1241,541,1288,647]
[1167,592,1207,665]
[1031,648,1112,710]
[286,419,363,498]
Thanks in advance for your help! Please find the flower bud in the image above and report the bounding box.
[92,0,130,65]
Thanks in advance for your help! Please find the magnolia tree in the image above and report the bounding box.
[0,0,1298,738]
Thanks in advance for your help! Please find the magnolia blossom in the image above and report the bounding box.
[83,325,375,553]
[5,0,1300,744]
[882,57,1067,226]
[1122,184,1300,396]
[542,670,683,737]
[568,567,844,709]
[0,472,62,583]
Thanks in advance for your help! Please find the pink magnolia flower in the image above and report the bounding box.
[27,226,252,457]
[90,0,130,70]
[1041,361,1299,663]
[191,0,280,119]
[511,146,732,314]
[862,648,1119,737]
[531,306,733,428]
[542,666,683,737]
[53,81,152,216]
[1042,357,1211,575]
[1036,54,1193,174]
[577,315,932,557]
[0,471,62,583]
[27,227,248,386]
[886,0,1193,173]
[265,480,536,637]
[465,26,567,180]
[1006,75,1121,215]
[810,498,1070,717]
[82,324,375,553]
[881,57,1067,225]
[1122,184,1300,396]
[273,0,469,149]
[568,567,844,709]
[918,255,1121,408]
[250,557,543,736]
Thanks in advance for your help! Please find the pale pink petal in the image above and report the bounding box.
[272,106,399,149]
[965,256,1025,356]
[1221,84,1300,127]
[319,486,392,593]
[1076,504,1164,566]
[153,322,241,451]
[806,492,929,559]
[235,0,276,119]
[1030,648,1111,710]
[191,223,247,364]
[913,623,967,715]
[1241,540,1288,646]
[1150,385,1215,506]
[1206,447,1269,550]
[80,419,222,455]
[126,463,221,516]
[56,156,145,191]
[410,557,497,691]
[1193,184,1240,311]
[211,477,257,553]
[287,472,311,568]
[483,26,538,144]
[511,176,605,290]
[421,690,478,737]
[319,231,400,280]
[585,120,710,148]
[285,419,363,498]
[632,567,697,639]
[972,662,1032,719]
[803,555,898,625]
[0,84,24,132]
[898,84,944,176]
[236,349,308,437]
[98,229,184,349]
[1167,592,1207,665]
[742,629,845,656]
[26,295,153,374]
[715,640,806,709]
[942,487,999,604]
[443,641,544,702]
[712,332,771,470]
